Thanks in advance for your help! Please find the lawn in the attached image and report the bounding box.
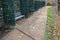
[45,7,54,40]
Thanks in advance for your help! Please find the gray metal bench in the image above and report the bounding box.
[15,12,25,20]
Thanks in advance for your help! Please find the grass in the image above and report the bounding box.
[45,7,54,40]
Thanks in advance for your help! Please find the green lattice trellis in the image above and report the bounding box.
[2,0,16,26]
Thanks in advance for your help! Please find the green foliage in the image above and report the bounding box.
[45,7,54,40]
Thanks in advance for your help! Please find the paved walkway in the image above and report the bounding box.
[2,6,48,40]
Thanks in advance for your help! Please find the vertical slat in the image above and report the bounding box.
[0,0,4,27]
